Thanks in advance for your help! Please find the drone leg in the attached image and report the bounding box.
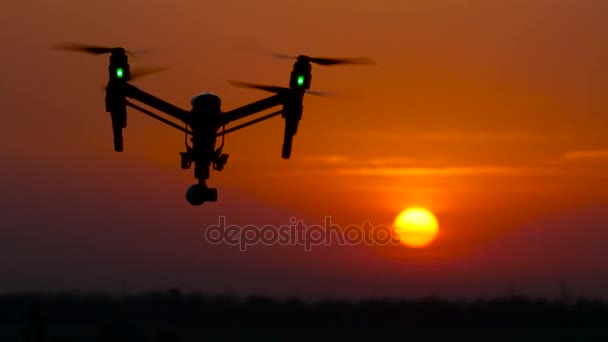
[111,115,124,152]
[282,127,293,159]
[106,82,127,152]
[281,98,303,159]
[282,117,299,159]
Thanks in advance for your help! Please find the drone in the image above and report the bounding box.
[53,42,375,206]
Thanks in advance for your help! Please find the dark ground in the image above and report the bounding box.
[3,290,608,341]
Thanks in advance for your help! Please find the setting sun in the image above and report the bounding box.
[393,208,439,248]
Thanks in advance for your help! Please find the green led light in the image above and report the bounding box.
[116,68,124,79]
[297,75,305,86]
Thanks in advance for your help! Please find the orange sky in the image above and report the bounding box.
[1,0,608,298]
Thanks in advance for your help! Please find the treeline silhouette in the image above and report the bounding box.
[3,290,608,341]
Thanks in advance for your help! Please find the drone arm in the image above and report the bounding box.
[124,83,190,124]
[220,94,283,125]
[216,109,282,137]
[125,100,193,135]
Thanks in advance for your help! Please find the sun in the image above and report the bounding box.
[393,208,439,248]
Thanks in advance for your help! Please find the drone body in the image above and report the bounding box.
[53,42,374,206]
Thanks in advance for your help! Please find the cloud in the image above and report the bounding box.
[365,157,421,166]
[562,150,608,161]
[296,154,527,178]
[412,130,538,142]
[298,155,351,164]
[335,129,540,143]
[297,154,435,168]
[333,166,521,177]
[334,130,405,142]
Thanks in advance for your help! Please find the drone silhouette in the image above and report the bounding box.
[53,42,375,206]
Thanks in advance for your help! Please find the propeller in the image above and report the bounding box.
[50,42,152,58]
[228,80,332,96]
[130,66,169,80]
[100,67,169,90]
[52,42,169,86]
[236,40,376,66]
[271,53,376,66]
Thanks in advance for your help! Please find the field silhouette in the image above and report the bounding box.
[3,290,608,340]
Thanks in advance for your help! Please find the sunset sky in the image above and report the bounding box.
[1,0,608,299]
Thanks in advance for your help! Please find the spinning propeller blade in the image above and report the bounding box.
[271,53,375,66]
[239,40,376,66]
[51,42,117,55]
[101,67,169,90]
[228,80,287,93]
[228,80,332,96]
[51,42,150,59]
[131,67,169,80]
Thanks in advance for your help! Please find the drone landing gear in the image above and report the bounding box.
[186,183,218,206]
